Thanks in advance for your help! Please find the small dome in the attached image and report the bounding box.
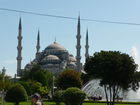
[69,62,76,67]
[69,56,76,62]
[67,62,77,69]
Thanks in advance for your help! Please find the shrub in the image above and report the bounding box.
[63,87,86,105]
[19,81,32,96]
[5,84,28,105]
[56,70,82,90]
[53,90,64,105]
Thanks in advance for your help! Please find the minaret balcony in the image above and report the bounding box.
[17,36,23,39]
[17,46,22,49]
[76,56,81,59]
[17,57,22,60]
[76,35,81,39]
[85,45,89,48]
[76,46,81,49]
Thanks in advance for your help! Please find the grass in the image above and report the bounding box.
[1,101,139,105]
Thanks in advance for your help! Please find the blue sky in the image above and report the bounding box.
[1,0,140,76]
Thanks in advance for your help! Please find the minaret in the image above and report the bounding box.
[36,29,40,57]
[17,18,22,76]
[85,29,89,60]
[76,15,81,72]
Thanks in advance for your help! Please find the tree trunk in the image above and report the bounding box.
[109,85,112,105]
[104,85,109,105]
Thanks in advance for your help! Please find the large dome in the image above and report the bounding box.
[46,42,66,51]
[45,42,67,55]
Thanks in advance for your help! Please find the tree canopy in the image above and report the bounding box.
[19,80,48,97]
[84,51,139,105]
[21,65,53,89]
[0,68,12,91]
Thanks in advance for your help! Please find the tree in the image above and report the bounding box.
[63,87,86,105]
[5,84,28,105]
[20,65,43,81]
[135,71,140,81]
[0,68,13,91]
[33,70,53,89]
[0,68,13,105]
[81,73,91,84]
[33,70,48,86]
[0,79,12,91]
[56,70,82,90]
[84,51,139,105]
[21,65,53,89]
[19,81,48,96]
[45,71,53,89]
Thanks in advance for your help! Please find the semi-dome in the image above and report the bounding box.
[42,55,60,63]
[46,55,60,61]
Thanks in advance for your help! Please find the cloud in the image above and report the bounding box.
[4,60,16,65]
[131,46,140,71]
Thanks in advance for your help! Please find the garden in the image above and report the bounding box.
[1,51,140,105]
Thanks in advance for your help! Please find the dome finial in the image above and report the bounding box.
[54,37,57,44]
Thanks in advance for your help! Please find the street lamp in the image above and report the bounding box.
[0,90,6,105]
[52,76,55,96]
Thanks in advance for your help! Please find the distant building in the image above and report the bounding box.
[17,16,90,76]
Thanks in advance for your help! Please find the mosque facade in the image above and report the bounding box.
[16,16,89,76]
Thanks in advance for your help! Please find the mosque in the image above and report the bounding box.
[16,16,89,76]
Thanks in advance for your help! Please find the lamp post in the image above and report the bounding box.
[52,76,55,96]
[1,89,6,105]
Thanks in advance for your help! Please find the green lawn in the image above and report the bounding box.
[1,101,139,105]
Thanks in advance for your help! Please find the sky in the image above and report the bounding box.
[1,0,140,76]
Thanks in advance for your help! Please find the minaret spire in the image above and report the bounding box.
[76,15,81,72]
[36,29,40,54]
[85,29,89,60]
[17,18,22,76]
